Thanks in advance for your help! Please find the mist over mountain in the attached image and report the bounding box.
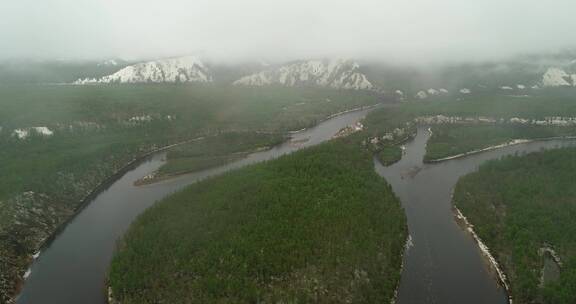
[2,0,576,64]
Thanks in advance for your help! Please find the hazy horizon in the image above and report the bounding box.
[2,0,576,64]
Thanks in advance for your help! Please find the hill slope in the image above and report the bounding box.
[233,59,374,90]
[74,56,212,84]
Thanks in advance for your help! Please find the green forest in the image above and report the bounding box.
[109,139,407,303]
[453,148,576,303]
[375,145,403,166]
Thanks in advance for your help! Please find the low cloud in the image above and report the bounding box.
[1,0,575,64]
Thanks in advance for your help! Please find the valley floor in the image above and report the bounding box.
[0,84,380,303]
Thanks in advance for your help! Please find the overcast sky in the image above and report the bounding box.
[1,0,575,63]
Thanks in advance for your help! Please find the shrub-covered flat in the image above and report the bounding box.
[109,139,407,303]
[453,148,576,303]
[154,132,286,178]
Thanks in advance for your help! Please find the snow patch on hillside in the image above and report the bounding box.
[233,59,373,90]
[12,127,54,139]
[75,56,212,84]
[415,91,428,99]
[542,67,575,87]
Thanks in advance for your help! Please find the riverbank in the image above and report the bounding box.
[375,127,511,303]
[424,122,576,163]
[133,146,272,186]
[452,146,576,303]
[427,135,576,163]
[6,136,206,303]
[11,103,382,304]
[453,206,513,304]
[132,105,388,187]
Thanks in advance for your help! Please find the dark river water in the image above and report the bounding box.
[16,108,576,304]
[376,127,576,304]
[16,107,374,304]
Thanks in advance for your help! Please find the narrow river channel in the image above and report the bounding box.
[16,107,375,304]
[376,127,576,304]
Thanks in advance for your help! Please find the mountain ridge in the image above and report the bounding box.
[74,56,212,84]
[233,59,374,90]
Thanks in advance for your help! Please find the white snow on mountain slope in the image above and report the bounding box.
[97,59,119,66]
[542,67,575,87]
[415,91,428,99]
[75,56,212,84]
[415,88,449,99]
[233,59,373,90]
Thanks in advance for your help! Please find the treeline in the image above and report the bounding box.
[109,139,407,303]
[453,147,576,303]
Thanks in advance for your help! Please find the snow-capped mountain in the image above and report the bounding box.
[74,56,212,84]
[233,59,374,90]
[542,67,576,87]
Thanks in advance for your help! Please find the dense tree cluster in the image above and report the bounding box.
[454,148,576,303]
[376,146,403,166]
[109,139,407,303]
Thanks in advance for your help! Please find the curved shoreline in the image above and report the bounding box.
[10,137,207,302]
[444,136,576,304]
[132,103,389,186]
[132,145,275,186]
[426,135,576,163]
[11,104,382,303]
[453,206,513,304]
[287,102,385,134]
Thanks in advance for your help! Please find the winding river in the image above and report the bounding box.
[16,107,576,304]
[376,127,576,304]
[16,107,374,304]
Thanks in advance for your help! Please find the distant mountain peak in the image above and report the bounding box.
[233,59,374,90]
[74,56,212,84]
[542,67,576,87]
